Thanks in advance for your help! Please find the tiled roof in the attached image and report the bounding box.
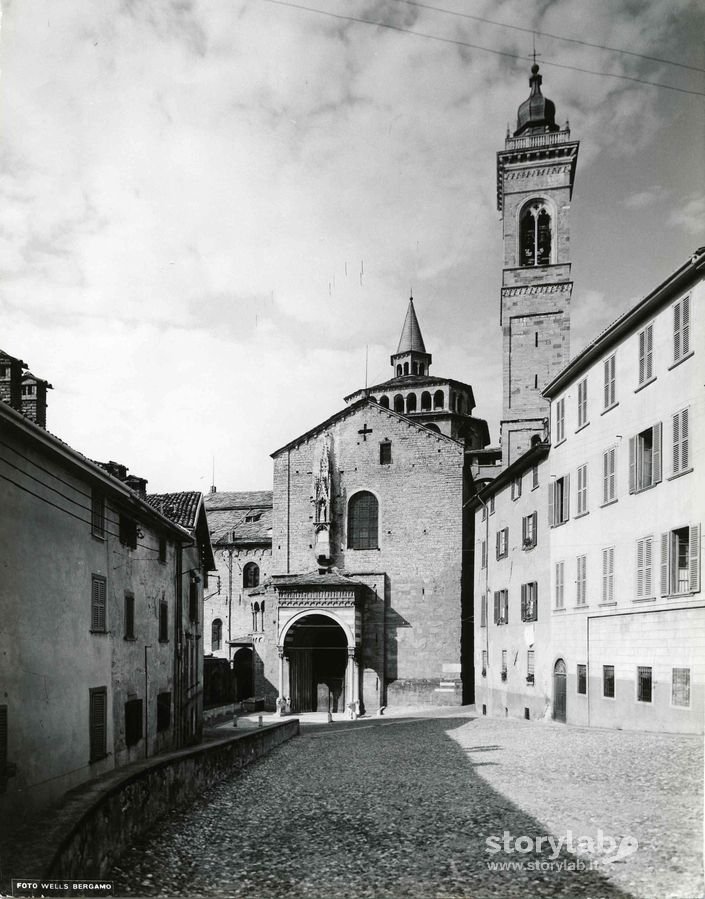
[204,491,273,545]
[146,492,203,530]
[268,571,361,589]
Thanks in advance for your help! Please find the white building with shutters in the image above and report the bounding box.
[543,248,704,733]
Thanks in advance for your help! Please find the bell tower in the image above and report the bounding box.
[497,64,579,464]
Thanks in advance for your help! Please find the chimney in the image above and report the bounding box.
[0,350,26,412]
[20,372,53,429]
[124,474,148,500]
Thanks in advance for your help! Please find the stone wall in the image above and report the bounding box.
[0,721,298,890]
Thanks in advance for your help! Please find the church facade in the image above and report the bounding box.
[250,302,489,714]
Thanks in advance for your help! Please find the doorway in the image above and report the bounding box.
[284,614,348,712]
[553,658,567,722]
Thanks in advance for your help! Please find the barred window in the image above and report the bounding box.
[672,668,691,708]
[637,666,652,703]
[577,664,587,695]
[348,491,379,550]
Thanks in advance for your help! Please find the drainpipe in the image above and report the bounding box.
[287,448,291,574]
[144,644,152,758]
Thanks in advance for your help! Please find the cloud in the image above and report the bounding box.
[668,195,705,236]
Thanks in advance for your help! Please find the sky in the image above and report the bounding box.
[1,0,703,493]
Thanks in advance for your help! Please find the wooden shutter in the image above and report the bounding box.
[653,422,662,484]
[674,301,681,360]
[0,706,7,776]
[604,358,610,407]
[521,583,526,620]
[532,511,538,546]
[682,295,690,355]
[608,548,615,603]
[661,533,670,596]
[672,412,680,473]
[90,689,107,762]
[548,481,555,528]
[689,525,700,593]
[603,452,609,504]
[681,408,689,471]
[636,538,644,598]
[91,577,106,632]
[493,592,500,624]
[628,437,636,493]
[602,549,608,602]
[638,330,645,383]
[563,474,570,522]
[645,324,653,380]
[496,531,501,560]
[503,591,509,623]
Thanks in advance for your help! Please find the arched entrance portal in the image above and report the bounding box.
[553,658,567,723]
[284,614,348,713]
[232,647,254,701]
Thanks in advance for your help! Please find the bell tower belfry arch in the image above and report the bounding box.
[497,64,579,464]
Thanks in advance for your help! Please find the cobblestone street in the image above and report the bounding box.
[112,711,703,899]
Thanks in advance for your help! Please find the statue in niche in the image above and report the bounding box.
[312,433,332,567]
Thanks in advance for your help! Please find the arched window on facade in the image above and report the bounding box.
[403,362,409,375]
[396,364,402,377]
[406,393,417,413]
[394,394,404,413]
[434,390,444,409]
[379,395,390,408]
[426,423,441,434]
[251,602,260,632]
[421,391,431,411]
[243,562,260,588]
[369,396,377,404]
[260,600,265,632]
[211,618,222,651]
[520,201,552,267]
[347,491,379,550]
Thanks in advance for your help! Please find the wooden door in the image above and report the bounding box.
[553,658,567,722]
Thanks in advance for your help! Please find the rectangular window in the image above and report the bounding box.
[379,441,392,465]
[637,666,653,703]
[549,474,570,526]
[672,668,691,708]
[159,599,169,643]
[91,575,107,633]
[629,423,662,492]
[532,465,539,489]
[89,687,107,762]
[577,378,588,428]
[602,546,615,604]
[527,650,535,684]
[158,535,167,564]
[672,408,690,475]
[125,699,143,747]
[576,554,587,606]
[673,295,690,363]
[119,514,137,550]
[493,590,509,625]
[481,650,488,674]
[576,463,588,515]
[555,561,565,609]
[603,665,615,698]
[602,447,617,504]
[521,582,538,621]
[489,496,495,515]
[189,576,199,623]
[661,525,700,595]
[638,323,654,385]
[555,397,565,443]
[124,592,135,640]
[481,505,487,521]
[511,476,522,500]
[577,664,587,695]
[0,705,8,793]
[157,692,172,732]
[501,650,508,680]
[636,536,653,599]
[480,593,487,628]
[522,512,537,549]
[603,354,616,409]
[481,539,487,569]
[496,527,509,560]
[91,491,105,539]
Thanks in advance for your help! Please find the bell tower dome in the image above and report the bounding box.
[497,65,580,465]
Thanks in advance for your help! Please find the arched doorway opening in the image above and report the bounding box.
[232,647,254,701]
[284,614,349,713]
[553,658,567,722]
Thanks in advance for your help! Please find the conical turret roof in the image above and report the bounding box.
[396,297,427,355]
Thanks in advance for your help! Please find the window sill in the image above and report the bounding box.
[551,519,569,529]
[90,630,108,635]
[572,605,589,610]
[633,596,656,603]
[159,638,169,644]
[124,636,137,642]
[598,602,617,607]
[531,484,540,492]
[520,618,538,624]
[554,437,566,448]
[601,401,619,416]
[668,350,694,371]
[575,421,590,434]
[667,467,693,482]
[575,510,589,520]
[634,375,657,394]
[600,498,618,509]
[632,481,659,495]
[553,607,566,613]
[522,543,537,552]
[89,754,109,764]
[91,532,106,542]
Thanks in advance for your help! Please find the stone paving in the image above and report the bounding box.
[112,710,703,899]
